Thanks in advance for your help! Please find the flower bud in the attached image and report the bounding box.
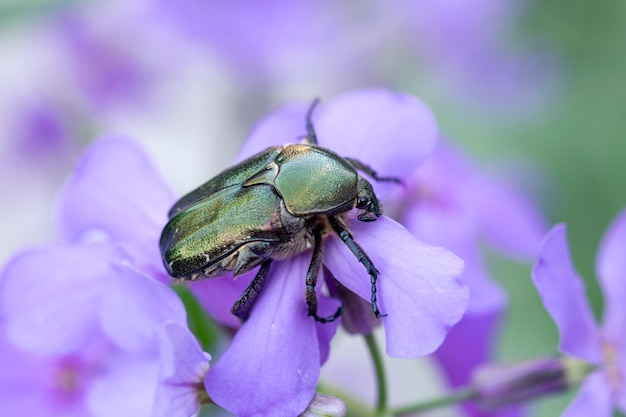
[324,270,380,335]
[299,393,347,417]
[471,357,594,409]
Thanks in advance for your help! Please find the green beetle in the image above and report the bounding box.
[160,100,399,322]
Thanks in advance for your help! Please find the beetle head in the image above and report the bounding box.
[355,177,382,222]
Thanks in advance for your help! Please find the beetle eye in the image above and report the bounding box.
[356,196,369,210]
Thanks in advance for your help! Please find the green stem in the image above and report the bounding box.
[392,387,477,416]
[364,333,389,417]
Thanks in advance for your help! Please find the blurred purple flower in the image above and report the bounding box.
[0,244,209,417]
[7,99,79,167]
[190,89,469,416]
[393,140,547,416]
[153,0,371,85]
[0,136,210,416]
[55,15,153,111]
[393,0,557,108]
[532,210,626,416]
[154,0,556,110]
[56,136,177,282]
[471,357,583,410]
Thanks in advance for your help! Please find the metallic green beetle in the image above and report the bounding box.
[160,100,399,323]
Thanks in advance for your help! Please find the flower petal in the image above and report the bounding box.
[404,140,547,261]
[315,293,342,365]
[205,255,320,417]
[189,269,257,328]
[434,310,524,417]
[531,225,603,363]
[324,216,468,357]
[0,244,120,354]
[86,351,160,417]
[433,309,503,388]
[236,89,438,199]
[596,208,626,343]
[561,371,613,417]
[56,136,176,281]
[0,331,74,417]
[154,321,211,417]
[473,172,548,261]
[235,102,309,163]
[317,89,438,187]
[403,202,507,315]
[99,262,187,353]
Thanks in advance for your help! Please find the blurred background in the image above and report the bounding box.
[0,0,624,416]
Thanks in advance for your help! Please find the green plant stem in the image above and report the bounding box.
[364,333,389,417]
[392,387,477,416]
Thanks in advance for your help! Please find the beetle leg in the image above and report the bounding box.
[302,98,320,146]
[328,215,387,319]
[306,226,343,323]
[231,259,272,322]
[345,157,403,185]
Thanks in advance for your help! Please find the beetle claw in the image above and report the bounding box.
[310,304,344,323]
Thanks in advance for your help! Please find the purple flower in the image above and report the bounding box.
[6,99,79,169]
[390,0,558,110]
[152,0,372,85]
[394,140,547,416]
[0,244,208,417]
[153,0,556,110]
[55,15,153,111]
[189,89,468,416]
[56,136,177,283]
[0,136,210,416]
[532,209,626,416]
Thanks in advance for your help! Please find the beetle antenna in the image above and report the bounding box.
[304,98,320,145]
[345,157,404,186]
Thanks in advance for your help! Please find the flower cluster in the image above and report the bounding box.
[0,138,210,416]
[3,85,620,417]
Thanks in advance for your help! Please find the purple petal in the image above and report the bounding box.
[56,136,176,281]
[403,202,506,315]
[99,262,187,353]
[189,269,257,328]
[314,293,341,365]
[596,208,626,343]
[0,331,82,417]
[58,18,150,110]
[432,309,525,417]
[596,209,626,413]
[236,89,438,199]
[316,89,438,188]
[235,102,309,163]
[561,371,613,417]
[473,173,548,261]
[617,356,626,415]
[86,351,160,417]
[154,322,211,417]
[0,244,121,354]
[205,255,320,417]
[433,309,503,388]
[324,216,468,357]
[405,140,547,261]
[531,225,603,363]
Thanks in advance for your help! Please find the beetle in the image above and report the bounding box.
[159,99,400,323]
